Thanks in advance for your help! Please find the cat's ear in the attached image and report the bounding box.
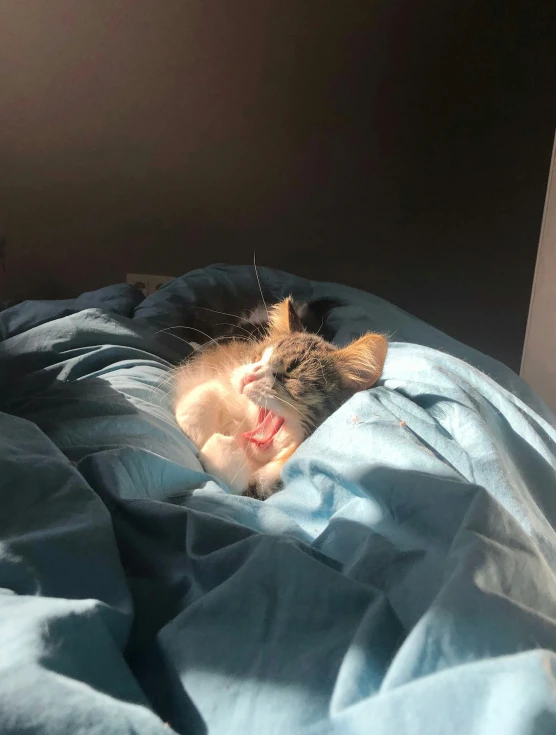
[333,333,388,391]
[269,297,304,334]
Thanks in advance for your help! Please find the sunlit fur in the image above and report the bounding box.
[174,297,387,498]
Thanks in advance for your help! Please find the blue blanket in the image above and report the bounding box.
[1,264,556,734]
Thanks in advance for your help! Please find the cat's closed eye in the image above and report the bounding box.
[274,359,302,383]
[286,358,302,374]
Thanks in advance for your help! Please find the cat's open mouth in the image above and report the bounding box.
[242,407,285,449]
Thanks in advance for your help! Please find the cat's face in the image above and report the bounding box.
[232,298,387,436]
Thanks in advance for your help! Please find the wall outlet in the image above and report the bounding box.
[126,273,175,296]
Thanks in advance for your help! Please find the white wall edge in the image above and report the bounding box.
[520,130,556,409]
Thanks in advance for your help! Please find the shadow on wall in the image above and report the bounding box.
[0,0,554,369]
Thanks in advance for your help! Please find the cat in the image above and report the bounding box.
[174,297,387,499]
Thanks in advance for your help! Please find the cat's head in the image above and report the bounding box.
[232,297,387,438]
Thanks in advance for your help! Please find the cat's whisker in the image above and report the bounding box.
[194,306,246,322]
[235,414,250,434]
[154,325,252,351]
[229,429,253,486]
[230,457,250,489]
[152,329,192,347]
[320,366,328,388]
[272,393,316,428]
[154,325,213,340]
[213,322,255,338]
[184,317,257,342]
[149,370,172,393]
[270,393,302,415]
[253,251,269,322]
[150,359,222,404]
[148,367,181,405]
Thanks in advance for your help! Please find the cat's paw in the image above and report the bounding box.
[243,476,283,500]
[242,482,261,499]
[200,433,253,494]
[243,460,285,499]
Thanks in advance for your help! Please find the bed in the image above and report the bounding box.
[1,263,556,734]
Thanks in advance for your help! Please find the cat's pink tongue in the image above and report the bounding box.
[242,408,284,448]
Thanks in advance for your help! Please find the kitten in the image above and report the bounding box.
[174,297,387,499]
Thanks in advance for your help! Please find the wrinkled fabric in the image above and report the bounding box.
[0,264,555,734]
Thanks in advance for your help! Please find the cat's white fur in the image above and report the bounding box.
[175,345,303,497]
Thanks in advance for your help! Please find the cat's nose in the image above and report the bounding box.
[241,368,263,391]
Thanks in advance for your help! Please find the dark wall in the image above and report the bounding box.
[0,1,554,369]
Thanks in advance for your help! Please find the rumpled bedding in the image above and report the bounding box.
[1,264,556,735]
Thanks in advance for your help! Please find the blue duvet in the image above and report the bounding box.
[1,264,556,734]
